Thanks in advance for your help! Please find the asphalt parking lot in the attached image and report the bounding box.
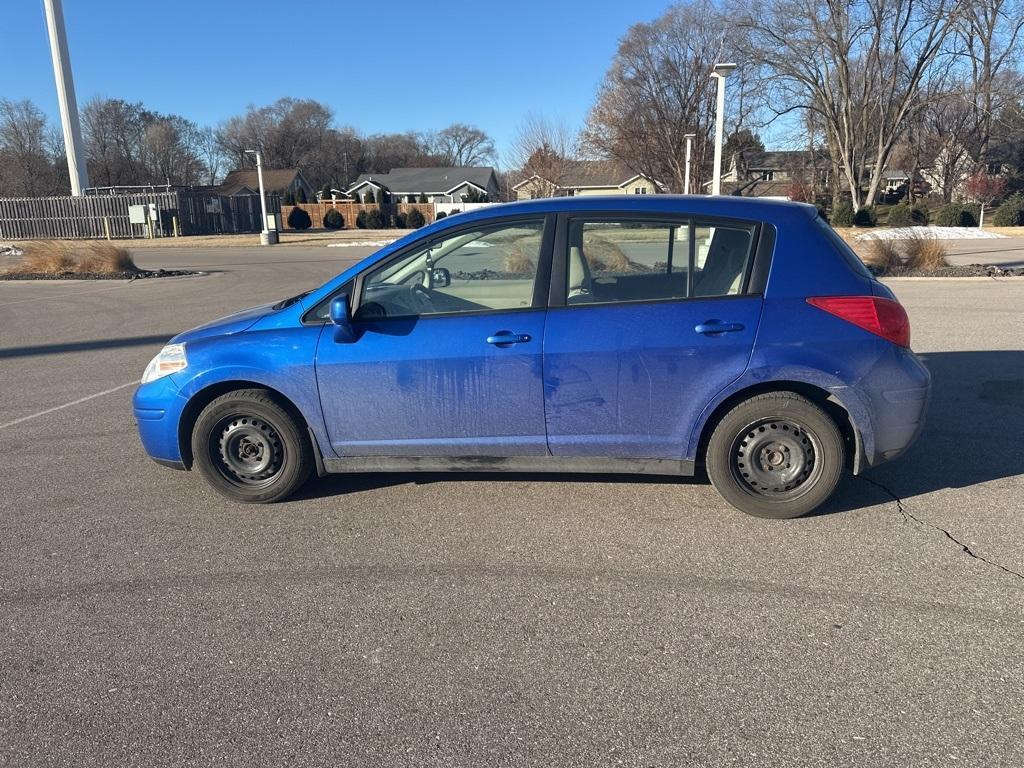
[1,244,1023,767]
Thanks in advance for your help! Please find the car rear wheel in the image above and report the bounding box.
[191,388,313,503]
[705,392,845,519]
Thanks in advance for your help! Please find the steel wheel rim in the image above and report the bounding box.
[730,418,821,499]
[212,414,285,488]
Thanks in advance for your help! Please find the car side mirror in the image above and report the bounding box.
[329,294,356,343]
[431,267,451,288]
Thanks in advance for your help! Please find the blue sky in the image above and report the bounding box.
[1,0,677,165]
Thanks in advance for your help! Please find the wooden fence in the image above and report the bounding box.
[0,191,281,240]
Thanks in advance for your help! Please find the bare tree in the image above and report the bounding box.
[428,123,497,166]
[507,112,578,192]
[952,0,1024,168]
[583,0,756,193]
[0,99,66,196]
[735,0,965,210]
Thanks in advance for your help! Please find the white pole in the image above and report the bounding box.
[255,151,269,235]
[43,0,89,196]
[684,134,695,195]
[712,75,727,196]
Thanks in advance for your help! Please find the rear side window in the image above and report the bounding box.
[564,217,755,305]
[814,215,873,279]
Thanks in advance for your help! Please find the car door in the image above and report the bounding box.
[315,215,554,457]
[542,213,765,458]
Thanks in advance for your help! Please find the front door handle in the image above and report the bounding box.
[487,331,532,347]
[695,320,745,335]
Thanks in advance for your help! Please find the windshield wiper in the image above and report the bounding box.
[272,291,310,310]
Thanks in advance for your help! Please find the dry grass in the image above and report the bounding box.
[863,238,904,272]
[583,235,634,272]
[903,233,949,271]
[17,241,139,275]
[503,248,536,275]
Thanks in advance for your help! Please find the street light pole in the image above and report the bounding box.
[684,133,696,194]
[43,0,89,196]
[245,149,276,245]
[710,63,737,196]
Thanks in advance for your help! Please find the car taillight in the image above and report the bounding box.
[806,296,911,348]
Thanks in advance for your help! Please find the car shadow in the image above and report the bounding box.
[864,350,1024,503]
[296,350,1024,515]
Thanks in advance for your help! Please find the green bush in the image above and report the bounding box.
[365,190,376,204]
[853,206,877,227]
[935,203,978,227]
[287,206,312,230]
[911,203,930,225]
[406,208,426,228]
[356,209,368,229]
[992,193,1024,226]
[323,208,344,229]
[418,193,429,204]
[435,211,447,220]
[886,203,913,227]
[393,211,407,228]
[831,201,854,227]
[364,208,385,229]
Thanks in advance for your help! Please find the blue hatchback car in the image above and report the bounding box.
[134,196,930,518]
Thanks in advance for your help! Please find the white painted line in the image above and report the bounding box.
[0,380,139,430]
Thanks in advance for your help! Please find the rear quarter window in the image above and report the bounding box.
[814,215,873,279]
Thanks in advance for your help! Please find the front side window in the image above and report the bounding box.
[565,217,754,305]
[356,220,545,319]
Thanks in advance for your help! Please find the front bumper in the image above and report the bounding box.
[133,375,189,467]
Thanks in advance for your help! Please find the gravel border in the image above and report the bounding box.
[0,268,201,281]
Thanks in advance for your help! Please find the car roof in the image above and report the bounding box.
[440,194,817,227]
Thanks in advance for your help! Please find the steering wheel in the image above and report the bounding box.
[407,283,434,313]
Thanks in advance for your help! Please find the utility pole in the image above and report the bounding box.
[43,0,89,196]
[684,133,696,194]
[245,149,277,245]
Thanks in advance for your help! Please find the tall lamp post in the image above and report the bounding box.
[244,149,277,245]
[710,63,737,196]
[683,133,696,194]
[43,0,89,196]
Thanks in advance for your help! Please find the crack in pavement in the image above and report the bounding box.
[857,475,1024,582]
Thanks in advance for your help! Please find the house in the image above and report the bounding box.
[513,161,662,200]
[212,168,315,201]
[345,167,500,204]
[715,150,830,198]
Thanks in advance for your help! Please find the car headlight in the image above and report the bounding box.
[142,343,188,384]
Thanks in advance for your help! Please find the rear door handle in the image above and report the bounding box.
[695,320,745,335]
[487,331,532,347]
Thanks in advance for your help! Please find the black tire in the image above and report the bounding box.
[705,392,845,519]
[191,388,313,503]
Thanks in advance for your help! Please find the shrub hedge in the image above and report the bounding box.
[287,206,312,230]
[831,201,854,227]
[935,203,979,227]
[992,193,1024,227]
[853,206,877,227]
[406,209,426,228]
[322,208,344,229]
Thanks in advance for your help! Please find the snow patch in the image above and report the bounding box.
[1,244,24,257]
[327,240,395,248]
[856,227,1006,241]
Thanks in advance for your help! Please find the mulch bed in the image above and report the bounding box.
[0,268,200,281]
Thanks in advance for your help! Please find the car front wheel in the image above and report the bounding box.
[705,392,845,519]
[191,388,313,503]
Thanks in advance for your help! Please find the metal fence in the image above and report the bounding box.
[0,191,281,240]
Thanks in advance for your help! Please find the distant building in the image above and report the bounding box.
[346,167,500,204]
[714,150,830,198]
[513,161,662,200]
[212,168,315,201]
